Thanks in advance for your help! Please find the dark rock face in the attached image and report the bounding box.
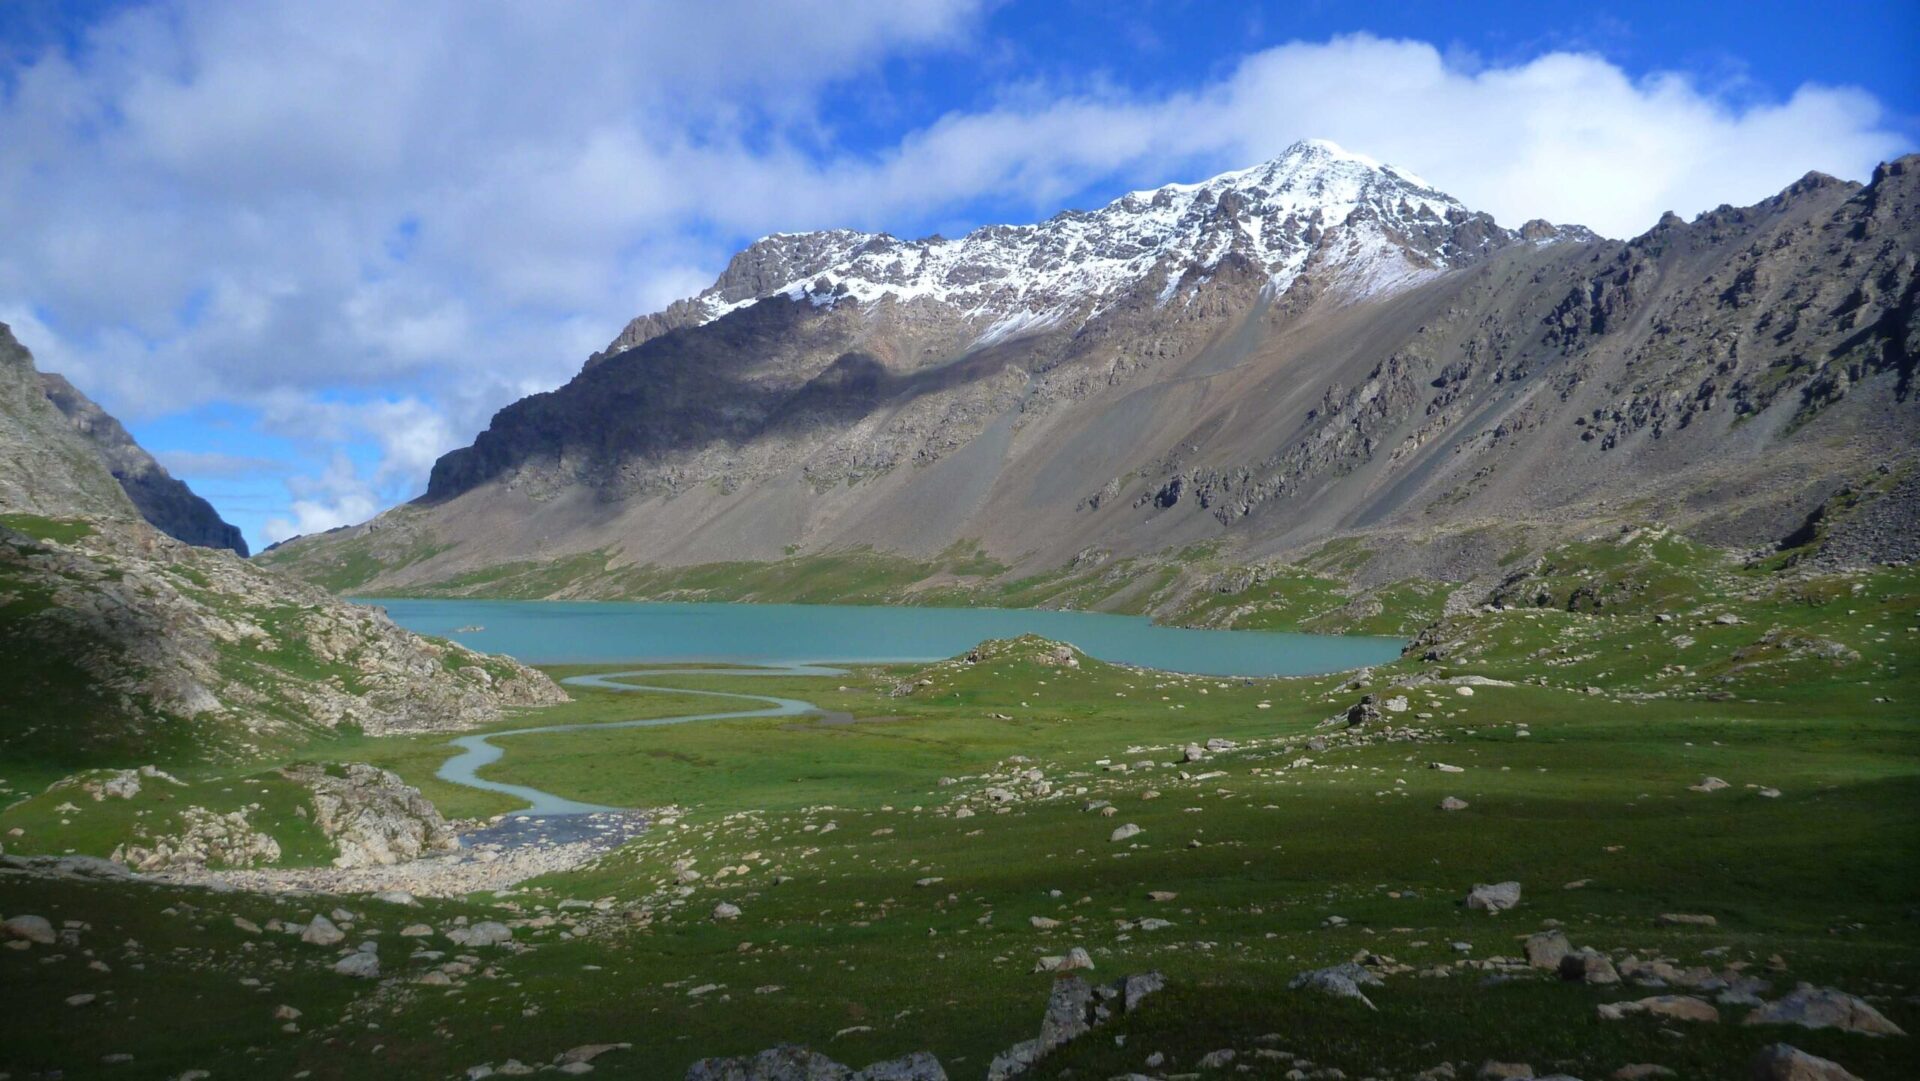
[38,373,248,555]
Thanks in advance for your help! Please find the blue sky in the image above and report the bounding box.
[1,0,1914,553]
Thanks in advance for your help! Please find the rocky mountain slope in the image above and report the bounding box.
[0,324,566,765]
[259,143,1920,604]
[39,371,249,555]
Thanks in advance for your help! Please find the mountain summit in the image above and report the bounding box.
[597,139,1575,362]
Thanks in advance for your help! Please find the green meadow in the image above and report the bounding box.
[2,535,1917,1079]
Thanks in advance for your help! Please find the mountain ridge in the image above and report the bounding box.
[261,146,1920,611]
[588,139,1587,367]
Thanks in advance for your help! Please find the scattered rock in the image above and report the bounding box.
[300,915,345,946]
[1655,913,1717,927]
[558,1044,632,1066]
[2,914,56,944]
[1438,796,1470,811]
[1523,930,1570,970]
[711,902,743,922]
[332,952,381,979]
[1749,1043,1861,1081]
[1743,985,1906,1036]
[446,921,513,947]
[1597,995,1719,1023]
[1465,881,1521,913]
[1689,776,1730,793]
[1110,823,1143,842]
[1287,963,1382,1010]
[1032,947,1093,973]
[1560,949,1620,985]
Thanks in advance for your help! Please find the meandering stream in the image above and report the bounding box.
[393,600,1406,824]
[437,665,843,817]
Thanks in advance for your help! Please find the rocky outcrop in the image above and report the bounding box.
[987,972,1164,1079]
[111,806,282,870]
[0,324,135,521]
[280,763,459,868]
[39,372,248,555]
[0,515,566,763]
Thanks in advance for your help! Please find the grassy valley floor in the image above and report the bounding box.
[2,538,1917,1080]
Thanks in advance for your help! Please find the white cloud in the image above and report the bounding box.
[0,13,1908,539]
[263,452,380,543]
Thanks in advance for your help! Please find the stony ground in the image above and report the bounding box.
[1,532,1916,1080]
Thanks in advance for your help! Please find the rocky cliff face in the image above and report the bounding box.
[39,372,249,555]
[0,325,568,764]
[261,146,1920,600]
[0,325,136,521]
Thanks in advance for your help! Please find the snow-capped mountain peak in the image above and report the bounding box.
[599,140,1567,359]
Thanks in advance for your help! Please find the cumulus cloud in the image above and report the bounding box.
[0,9,1908,543]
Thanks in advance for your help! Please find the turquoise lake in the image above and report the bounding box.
[366,599,1403,678]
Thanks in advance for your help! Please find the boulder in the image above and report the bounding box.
[446,921,513,947]
[1031,947,1093,973]
[1345,696,1381,727]
[1,914,56,945]
[1743,985,1906,1036]
[1749,1044,1861,1081]
[1559,949,1620,985]
[1523,930,1570,970]
[1110,823,1143,842]
[1688,776,1730,793]
[1655,913,1717,927]
[1438,796,1470,811]
[300,915,346,947]
[1466,881,1522,913]
[711,902,743,922]
[987,972,1163,1079]
[333,952,381,978]
[1287,962,1382,1010]
[1596,995,1719,1023]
